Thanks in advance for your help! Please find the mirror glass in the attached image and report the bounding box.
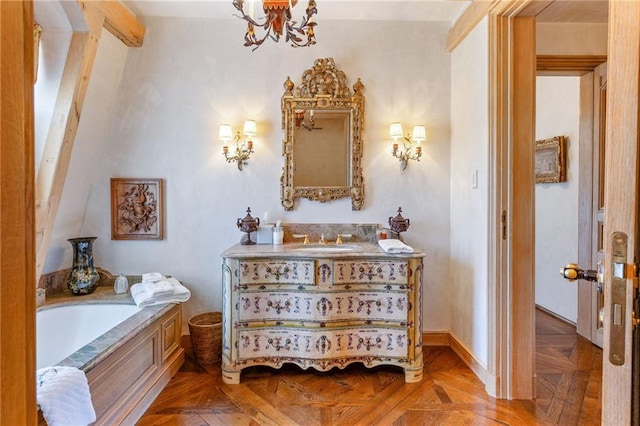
[281,58,364,211]
[293,109,350,187]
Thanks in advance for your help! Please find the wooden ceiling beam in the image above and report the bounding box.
[79,0,145,47]
[447,0,546,52]
[447,0,502,52]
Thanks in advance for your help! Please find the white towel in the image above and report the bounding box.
[142,272,164,283]
[37,366,96,426]
[378,238,414,254]
[131,277,191,308]
[145,280,174,297]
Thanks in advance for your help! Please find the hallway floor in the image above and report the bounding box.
[137,309,602,425]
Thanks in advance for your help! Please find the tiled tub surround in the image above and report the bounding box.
[37,286,184,425]
[221,240,424,384]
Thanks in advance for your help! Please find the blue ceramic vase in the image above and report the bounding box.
[66,237,100,295]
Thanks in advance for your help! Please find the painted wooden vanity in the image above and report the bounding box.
[220,242,424,384]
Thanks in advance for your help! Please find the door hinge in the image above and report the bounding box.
[501,210,507,240]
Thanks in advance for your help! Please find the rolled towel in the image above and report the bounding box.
[37,366,96,426]
[378,238,414,254]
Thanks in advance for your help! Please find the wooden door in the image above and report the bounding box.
[601,0,640,423]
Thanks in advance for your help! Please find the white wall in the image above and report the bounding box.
[42,17,453,333]
[535,76,580,322]
[450,18,489,368]
[34,30,72,172]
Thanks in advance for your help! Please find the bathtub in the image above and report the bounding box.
[37,304,141,369]
[36,299,184,425]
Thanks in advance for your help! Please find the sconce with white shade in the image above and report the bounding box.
[220,120,257,171]
[390,122,425,170]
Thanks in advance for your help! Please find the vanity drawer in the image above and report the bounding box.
[237,290,409,323]
[332,260,409,285]
[239,260,315,285]
[237,327,409,360]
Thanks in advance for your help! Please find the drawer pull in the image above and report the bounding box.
[358,265,384,281]
[266,299,292,314]
[267,337,292,351]
[265,265,291,280]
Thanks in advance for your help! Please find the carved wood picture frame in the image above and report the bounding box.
[535,135,566,184]
[110,178,164,240]
[281,57,365,211]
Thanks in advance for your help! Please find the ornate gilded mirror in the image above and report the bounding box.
[280,57,365,210]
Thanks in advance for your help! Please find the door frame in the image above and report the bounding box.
[0,1,37,424]
[489,3,607,400]
[536,58,606,344]
[489,8,537,399]
[494,2,639,419]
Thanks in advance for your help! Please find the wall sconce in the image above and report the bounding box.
[294,109,318,131]
[389,122,425,170]
[219,120,256,171]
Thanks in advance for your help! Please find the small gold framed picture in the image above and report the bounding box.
[535,136,566,184]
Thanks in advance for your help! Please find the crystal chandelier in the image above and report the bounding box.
[232,0,317,51]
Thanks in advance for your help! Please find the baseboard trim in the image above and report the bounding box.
[422,331,498,397]
[422,331,450,346]
[535,304,576,326]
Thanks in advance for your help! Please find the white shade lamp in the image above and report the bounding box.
[389,122,425,170]
[219,120,257,171]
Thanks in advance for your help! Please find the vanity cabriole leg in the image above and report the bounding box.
[221,368,241,384]
[407,258,424,382]
[404,367,424,383]
[221,260,241,384]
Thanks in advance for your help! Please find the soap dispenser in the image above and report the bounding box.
[114,274,129,294]
[273,221,284,245]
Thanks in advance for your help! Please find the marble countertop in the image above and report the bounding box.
[39,286,137,309]
[221,241,424,259]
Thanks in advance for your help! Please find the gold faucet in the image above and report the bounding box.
[335,234,343,245]
[292,234,310,244]
[319,234,326,245]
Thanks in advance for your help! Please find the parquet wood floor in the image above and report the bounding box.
[137,309,602,425]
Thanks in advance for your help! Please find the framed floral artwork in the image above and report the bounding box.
[110,178,164,240]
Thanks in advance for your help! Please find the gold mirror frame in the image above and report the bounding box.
[280,57,365,211]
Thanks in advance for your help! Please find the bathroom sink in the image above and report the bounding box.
[287,244,360,252]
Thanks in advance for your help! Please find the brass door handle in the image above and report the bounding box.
[560,263,599,282]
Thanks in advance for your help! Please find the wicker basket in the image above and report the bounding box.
[188,312,222,365]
